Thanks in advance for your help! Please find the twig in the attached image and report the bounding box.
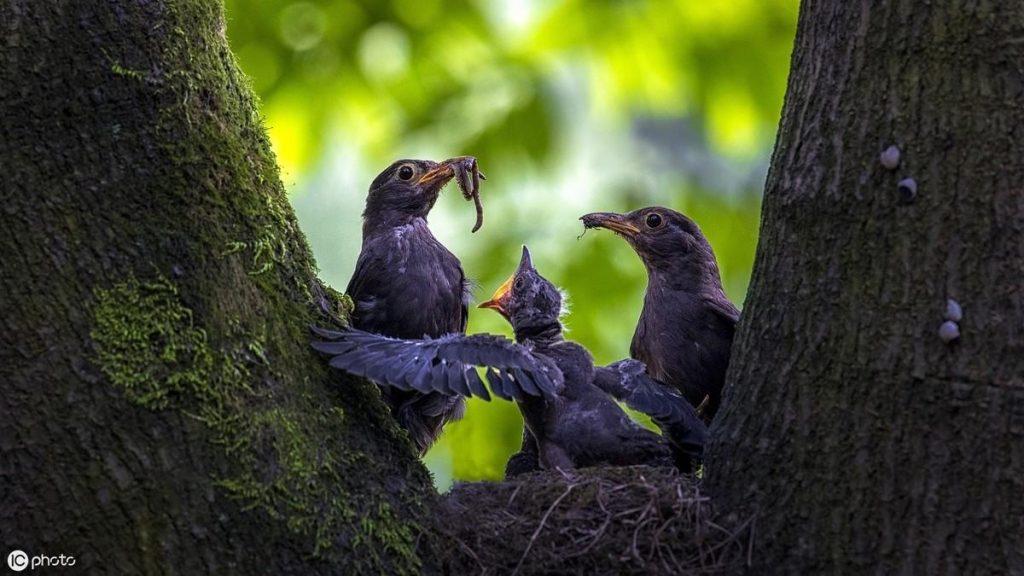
[629,500,655,561]
[506,483,523,508]
[566,483,614,558]
[512,483,575,576]
[454,536,484,570]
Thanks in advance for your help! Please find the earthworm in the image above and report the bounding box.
[451,156,486,233]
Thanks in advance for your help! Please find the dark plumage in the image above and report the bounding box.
[314,247,707,473]
[310,326,563,402]
[345,158,475,454]
[581,207,739,422]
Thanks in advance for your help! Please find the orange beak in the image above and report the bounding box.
[417,161,456,187]
[478,274,514,318]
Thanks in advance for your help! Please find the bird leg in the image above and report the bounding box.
[504,427,541,478]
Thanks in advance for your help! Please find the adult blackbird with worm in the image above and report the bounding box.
[581,207,739,422]
[344,157,481,454]
[313,247,707,472]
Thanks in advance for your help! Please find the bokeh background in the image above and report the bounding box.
[223,0,798,489]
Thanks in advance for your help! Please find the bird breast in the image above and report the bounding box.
[357,222,465,338]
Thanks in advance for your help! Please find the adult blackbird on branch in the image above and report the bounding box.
[581,207,739,422]
[343,158,479,454]
[313,247,707,472]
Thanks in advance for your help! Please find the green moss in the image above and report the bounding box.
[339,293,355,319]
[110,62,146,81]
[82,1,434,571]
[221,226,293,277]
[91,276,258,414]
[91,277,215,409]
[90,273,426,573]
[214,407,354,554]
[152,2,306,286]
[355,501,422,573]
[102,48,147,82]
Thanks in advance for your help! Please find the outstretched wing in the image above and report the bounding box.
[593,359,707,469]
[311,326,563,402]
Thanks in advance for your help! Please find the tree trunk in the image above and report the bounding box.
[0,2,434,573]
[706,1,1024,573]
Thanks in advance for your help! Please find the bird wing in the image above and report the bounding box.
[593,359,707,465]
[704,294,740,325]
[311,326,563,402]
[344,250,387,328]
[458,269,471,334]
[344,248,377,304]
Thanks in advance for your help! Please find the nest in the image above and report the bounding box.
[434,466,753,575]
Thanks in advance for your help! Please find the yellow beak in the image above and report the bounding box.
[478,275,514,316]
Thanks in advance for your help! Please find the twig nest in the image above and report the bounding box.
[437,466,752,574]
[945,299,963,322]
[939,321,960,343]
[897,178,917,203]
[880,145,901,170]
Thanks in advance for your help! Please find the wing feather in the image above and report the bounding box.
[311,327,562,402]
[593,359,707,470]
[464,367,491,401]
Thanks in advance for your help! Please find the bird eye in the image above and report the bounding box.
[398,165,415,180]
[513,277,525,292]
[645,213,663,228]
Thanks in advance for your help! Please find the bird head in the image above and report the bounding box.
[479,246,564,339]
[580,207,714,274]
[364,158,461,222]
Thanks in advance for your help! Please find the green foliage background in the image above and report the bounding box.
[223,0,797,489]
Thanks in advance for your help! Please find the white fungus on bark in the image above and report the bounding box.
[939,321,960,343]
[945,299,963,322]
[880,145,901,170]
[897,178,917,203]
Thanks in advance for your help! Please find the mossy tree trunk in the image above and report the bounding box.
[706,1,1024,573]
[0,2,434,573]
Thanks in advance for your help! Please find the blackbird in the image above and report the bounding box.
[313,247,707,473]
[344,158,479,454]
[581,207,739,422]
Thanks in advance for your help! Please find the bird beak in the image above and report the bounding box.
[480,246,534,317]
[417,161,456,187]
[478,275,514,317]
[517,245,534,273]
[579,212,639,238]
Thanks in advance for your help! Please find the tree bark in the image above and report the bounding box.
[706,1,1024,573]
[0,2,434,573]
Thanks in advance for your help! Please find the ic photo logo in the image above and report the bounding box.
[6,551,27,572]
[6,550,75,572]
